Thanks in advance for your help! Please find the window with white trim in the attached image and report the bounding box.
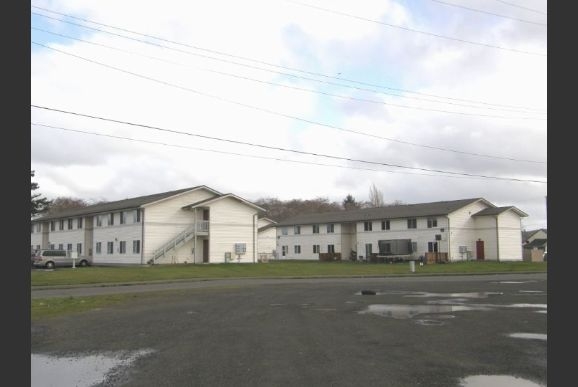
[282,227,288,236]
[427,218,437,228]
[67,243,72,252]
[77,217,83,229]
[77,243,82,255]
[365,243,373,257]
[108,213,114,226]
[68,219,73,230]
[327,244,335,253]
[120,212,125,225]
[381,220,390,230]
[313,224,319,234]
[313,245,320,253]
[294,225,301,235]
[364,221,372,231]
[407,218,417,229]
[96,242,102,254]
[119,241,126,254]
[133,240,141,254]
[327,224,334,233]
[294,245,301,254]
[107,241,114,254]
[59,220,64,230]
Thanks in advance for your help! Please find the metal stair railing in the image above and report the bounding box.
[149,224,197,264]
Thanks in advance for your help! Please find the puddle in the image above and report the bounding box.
[31,350,154,387]
[507,333,547,341]
[519,290,544,294]
[406,292,503,299]
[359,304,490,319]
[460,375,545,387]
[414,319,444,326]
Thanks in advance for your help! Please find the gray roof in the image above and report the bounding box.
[33,186,217,222]
[523,238,547,249]
[182,193,266,212]
[275,198,487,226]
[522,228,547,241]
[473,206,528,217]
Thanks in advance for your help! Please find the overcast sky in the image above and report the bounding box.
[30,0,547,229]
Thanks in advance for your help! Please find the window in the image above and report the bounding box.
[50,244,55,250]
[327,244,335,253]
[407,218,417,229]
[119,241,126,254]
[77,217,83,229]
[411,242,417,253]
[59,220,64,230]
[282,245,288,256]
[427,218,438,228]
[282,227,288,236]
[133,240,141,254]
[50,221,55,231]
[67,243,72,252]
[428,242,438,253]
[294,225,301,235]
[294,245,301,254]
[58,243,63,250]
[96,216,102,227]
[313,224,319,234]
[313,245,320,254]
[120,212,125,225]
[107,241,114,254]
[36,223,41,232]
[136,209,141,222]
[381,220,390,230]
[327,224,334,233]
[68,219,73,230]
[77,243,82,255]
[108,213,114,226]
[36,244,41,251]
[364,221,372,231]
[96,242,102,254]
[365,243,373,257]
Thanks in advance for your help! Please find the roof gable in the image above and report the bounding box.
[182,193,265,212]
[473,206,528,217]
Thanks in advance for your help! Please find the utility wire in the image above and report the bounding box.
[429,0,546,26]
[494,0,547,16]
[31,27,545,120]
[31,123,497,181]
[30,104,548,184]
[283,0,546,56]
[31,41,547,164]
[31,6,546,113]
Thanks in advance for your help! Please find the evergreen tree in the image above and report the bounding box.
[31,170,51,217]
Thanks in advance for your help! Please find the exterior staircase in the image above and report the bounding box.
[148,221,208,264]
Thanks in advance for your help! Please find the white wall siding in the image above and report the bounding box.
[473,216,498,261]
[355,217,449,258]
[207,197,258,263]
[92,218,144,265]
[276,223,343,260]
[447,201,491,261]
[258,228,276,255]
[143,189,216,263]
[497,211,524,261]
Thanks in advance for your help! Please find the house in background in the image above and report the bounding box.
[275,198,527,262]
[30,186,266,265]
[522,228,547,262]
[257,217,277,261]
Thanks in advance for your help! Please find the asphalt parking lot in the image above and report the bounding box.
[31,273,547,387]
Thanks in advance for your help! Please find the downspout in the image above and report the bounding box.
[141,208,145,265]
[446,216,451,261]
[193,208,197,264]
[495,215,500,262]
[253,214,258,264]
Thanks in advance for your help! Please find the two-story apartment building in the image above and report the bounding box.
[275,198,527,262]
[31,185,266,265]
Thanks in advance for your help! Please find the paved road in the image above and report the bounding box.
[31,273,547,386]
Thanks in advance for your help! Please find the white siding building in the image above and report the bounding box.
[30,186,266,265]
[275,198,528,262]
[257,218,277,261]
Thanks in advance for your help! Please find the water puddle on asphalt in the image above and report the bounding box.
[507,333,547,341]
[358,304,490,319]
[31,350,154,387]
[459,375,545,387]
[406,292,503,299]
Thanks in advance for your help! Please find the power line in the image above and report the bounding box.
[31,27,545,120]
[282,0,546,57]
[31,122,497,181]
[494,0,547,16]
[30,42,547,164]
[429,0,546,26]
[31,6,546,113]
[30,104,548,184]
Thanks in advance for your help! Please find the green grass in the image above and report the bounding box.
[31,260,547,287]
[31,294,136,321]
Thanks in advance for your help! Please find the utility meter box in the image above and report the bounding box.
[234,243,246,255]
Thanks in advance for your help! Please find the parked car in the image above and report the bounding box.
[32,250,92,269]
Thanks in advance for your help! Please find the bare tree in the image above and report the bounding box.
[368,183,384,208]
[47,197,89,215]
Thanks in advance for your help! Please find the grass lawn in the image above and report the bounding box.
[31,260,547,287]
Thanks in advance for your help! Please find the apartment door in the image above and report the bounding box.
[476,240,485,260]
[203,239,209,263]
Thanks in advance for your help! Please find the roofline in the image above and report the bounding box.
[182,193,265,212]
[142,185,222,208]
